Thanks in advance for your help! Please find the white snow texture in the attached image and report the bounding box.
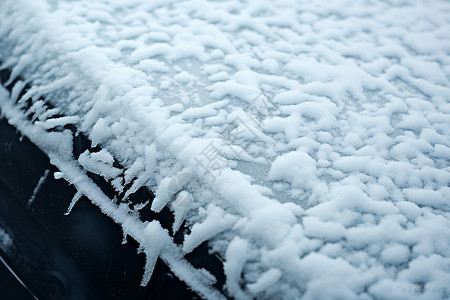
[1,0,450,299]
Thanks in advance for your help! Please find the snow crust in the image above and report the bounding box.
[1,0,450,298]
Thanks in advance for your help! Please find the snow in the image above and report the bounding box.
[78,149,122,181]
[1,0,450,299]
[183,204,237,253]
[247,268,282,295]
[404,188,448,209]
[0,226,13,253]
[223,237,252,300]
[268,151,316,187]
[302,216,346,242]
[380,244,410,265]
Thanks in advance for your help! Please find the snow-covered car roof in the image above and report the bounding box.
[1,0,450,299]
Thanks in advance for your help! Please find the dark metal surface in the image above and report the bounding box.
[0,179,102,300]
[0,254,35,299]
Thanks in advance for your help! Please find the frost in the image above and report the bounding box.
[0,227,13,252]
[35,116,79,130]
[78,149,122,181]
[183,205,237,253]
[90,118,113,147]
[1,0,450,298]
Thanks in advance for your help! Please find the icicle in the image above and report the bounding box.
[171,191,194,233]
[139,221,170,286]
[122,232,128,245]
[28,169,50,206]
[64,191,82,215]
[140,250,159,287]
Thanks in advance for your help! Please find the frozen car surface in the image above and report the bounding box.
[1,0,450,299]
[0,101,199,299]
